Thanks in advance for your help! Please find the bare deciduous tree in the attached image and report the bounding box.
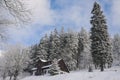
[0,0,30,41]
[0,44,30,80]
[0,0,30,24]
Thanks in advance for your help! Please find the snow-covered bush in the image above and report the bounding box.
[48,59,62,75]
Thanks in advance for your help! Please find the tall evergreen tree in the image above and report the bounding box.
[28,44,39,71]
[59,27,65,51]
[28,34,49,71]
[77,32,84,69]
[41,33,53,60]
[49,28,61,59]
[63,30,77,70]
[37,34,49,60]
[90,2,112,71]
[112,34,120,66]
[77,27,92,69]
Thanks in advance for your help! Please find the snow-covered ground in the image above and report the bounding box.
[21,66,120,80]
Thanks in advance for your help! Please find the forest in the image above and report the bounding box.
[0,1,120,80]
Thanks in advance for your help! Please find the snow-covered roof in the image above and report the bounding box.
[34,58,48,62]
[31,68,37,70]
[42,64,52,69]
[40,59,47,62]
[58,59,62,61]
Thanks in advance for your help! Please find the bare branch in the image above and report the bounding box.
[0,0,31,41]
[3,0,31,24]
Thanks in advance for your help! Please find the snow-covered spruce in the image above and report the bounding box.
[112,34,120,66]
[48,59,63,75]
[90,2,113,71]
[77,27,92,70]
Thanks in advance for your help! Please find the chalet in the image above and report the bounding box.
[32,59,69,75]
[58,59,69,73]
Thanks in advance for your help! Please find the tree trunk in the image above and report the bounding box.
[14,76,17,80]
[9,75,12,80]
[13,70,19,80]
[2,72,6,80]
[100,62,104,71]
[14,74,18,80]
[76,55,79,69]
[95,64,97,69]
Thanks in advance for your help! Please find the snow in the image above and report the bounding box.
[58,59,62,61]
[21,66,120,80]
[31,68,37,70]
[42,64,52,69]
[40,59,47,62]
[0,50,3,57]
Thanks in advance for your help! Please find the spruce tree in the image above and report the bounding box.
[48,59,61,75]
[59,28,77,70]
[77,32,84,69]
[49,28,61,59]
[112,34,120,66]
[64,30,77,70]
[37,34,49,60]
[42,33,53,60]
[90,2,112,71]
[77,27,92,69]
[28,44,39,71]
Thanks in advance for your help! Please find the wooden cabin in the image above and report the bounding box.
[33,59,69,75]
[58,59,69,73]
